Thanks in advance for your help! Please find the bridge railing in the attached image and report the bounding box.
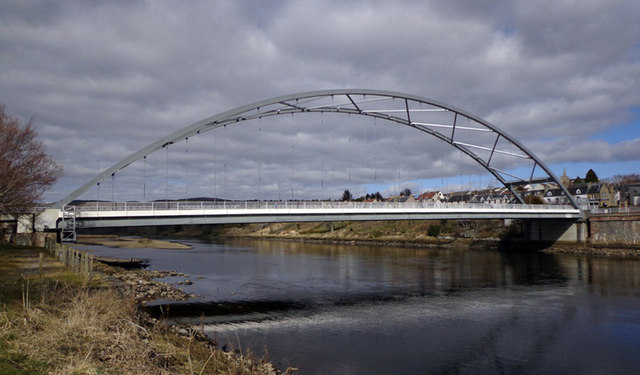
[75,200,578,213]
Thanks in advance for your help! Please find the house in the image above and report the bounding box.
[494,189,515,204]
[586,183,616,208]
[387,195,412,203]
[569,185,590,206]
[447,192,471,204]
[543,183,615,207]
[522,183,547,196]
[618,182,640,206]
[543,188,572,205]
[415,191,445,203]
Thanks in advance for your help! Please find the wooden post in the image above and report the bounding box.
[73,248,79,273]
[88,254,93,281]
[43,240,94,277]
[38,252,44,280]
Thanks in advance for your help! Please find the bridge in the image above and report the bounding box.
[35,89,582,241]
[67,200,581,229]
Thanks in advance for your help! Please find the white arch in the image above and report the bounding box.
[53,89,578,208]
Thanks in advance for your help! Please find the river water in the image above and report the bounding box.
[79,239,640,374]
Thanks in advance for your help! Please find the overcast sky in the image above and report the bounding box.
[1,0,639,203]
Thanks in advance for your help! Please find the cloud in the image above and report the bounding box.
[1,0,639,202]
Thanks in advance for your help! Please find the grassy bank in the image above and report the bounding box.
[221,220,508,247]
[84,219,509,246]
[0,243,294,374]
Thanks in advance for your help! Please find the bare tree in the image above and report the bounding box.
[0,107,62,216]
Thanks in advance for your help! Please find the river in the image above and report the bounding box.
[78,239,640,374]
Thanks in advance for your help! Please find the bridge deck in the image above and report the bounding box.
[66,201,582,228]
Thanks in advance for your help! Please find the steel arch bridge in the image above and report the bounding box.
[52,89,578,209]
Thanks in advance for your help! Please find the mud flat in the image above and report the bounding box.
[77,234,191,249]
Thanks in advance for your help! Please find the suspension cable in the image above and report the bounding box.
[213,130,217,198]
[111,173,115,202]
[165,144,169,202]
[223,125,227,199]
[291,132,297,200]
[185,137,189,202]
[258,127,262,199]
[143,156,147,202]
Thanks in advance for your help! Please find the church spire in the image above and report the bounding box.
[560,168,570,188]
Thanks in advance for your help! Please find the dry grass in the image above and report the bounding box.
[225,219,508,243]
[0,245,294,375]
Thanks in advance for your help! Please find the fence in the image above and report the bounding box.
[76,200,578,213]
[44,237,93,279]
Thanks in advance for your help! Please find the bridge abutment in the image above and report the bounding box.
[523,219,587,244]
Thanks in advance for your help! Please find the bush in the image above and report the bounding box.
[427,224,441,237]
[524,195,545,204]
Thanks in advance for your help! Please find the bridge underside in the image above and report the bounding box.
[74,211,580,229]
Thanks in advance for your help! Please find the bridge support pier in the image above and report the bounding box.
[523,219,587,244]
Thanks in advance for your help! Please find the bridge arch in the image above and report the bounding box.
[53,89,578,209]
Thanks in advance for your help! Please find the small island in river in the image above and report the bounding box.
[76,234,191,249]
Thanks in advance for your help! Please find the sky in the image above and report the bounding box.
[1,0,639,203]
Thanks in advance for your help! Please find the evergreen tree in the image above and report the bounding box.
[341,189,352,201]
[400,188,412,197]
[585,169,599,183]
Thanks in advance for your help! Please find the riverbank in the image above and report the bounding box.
[80,218,640,256]
[77,234,191,249]
[0,243,295,374]
[541,244,640,257]
[221,221,640,256]
[148,219,506,250]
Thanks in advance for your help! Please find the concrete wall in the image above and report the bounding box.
[524,214,640,246]
[589,214,640,245]
[524,219,587,244]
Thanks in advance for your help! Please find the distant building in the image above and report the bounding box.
[416,191,445,203]
[586,183,616,208]
[560,169,571,188]
[543,183,615,207]
[619,182,640,206]
[386,195,415,203]
[447,192,471,204]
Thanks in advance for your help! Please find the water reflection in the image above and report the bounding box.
[78,239,640,375]
[557,255,640,297]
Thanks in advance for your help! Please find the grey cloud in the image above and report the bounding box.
[1,0,639,202]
